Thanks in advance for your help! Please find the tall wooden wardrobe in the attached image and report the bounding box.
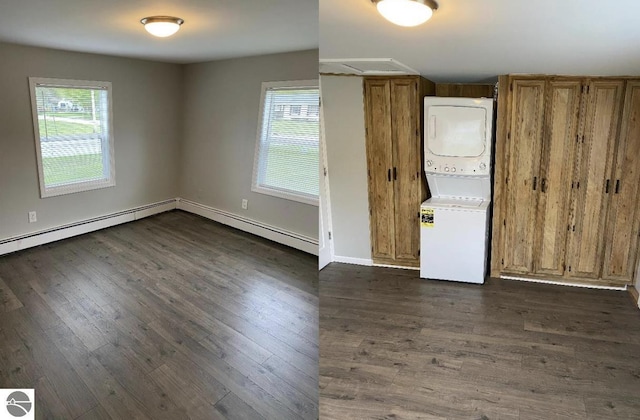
[491,75,640,287]
[363,76,435,267]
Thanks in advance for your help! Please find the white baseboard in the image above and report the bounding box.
[332,256,421,271]
[177,198,318,256]
[0,199,177,256]
[333,256,373,266]
[373,263,420,271]
[500,275,627,291]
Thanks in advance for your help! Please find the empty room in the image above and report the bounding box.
[0,1,319,419]
[319,0,640,418]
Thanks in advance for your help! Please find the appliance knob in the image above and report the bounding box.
[444,167,449,172]
[479,162,487,170]
[451,167,456,173]
[426,160,433,167]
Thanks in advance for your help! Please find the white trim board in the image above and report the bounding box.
[333,256,373,266]
[331,256,421,271]
[374,263,420,271]
[500,275,627,291]
[0,199,177,256]
[177,199,318,256]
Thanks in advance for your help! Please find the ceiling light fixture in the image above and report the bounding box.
[371,0,438,27]
[140,16,184,38]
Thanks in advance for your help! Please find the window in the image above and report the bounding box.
[252,80,320,206]
[29,77,115,198]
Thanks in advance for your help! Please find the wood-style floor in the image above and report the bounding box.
[320,263,640,419]
[0,211,318,419]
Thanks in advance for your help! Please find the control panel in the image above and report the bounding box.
[424,157,490,176]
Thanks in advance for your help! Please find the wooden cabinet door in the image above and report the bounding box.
[503,79,546,273]
[390,78,421,263]
[602,81,640,282]
[566,80,624,279]
[533,80,582,276]
[364,79,396,261]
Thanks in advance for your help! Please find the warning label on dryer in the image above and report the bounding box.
[421,208,434,228]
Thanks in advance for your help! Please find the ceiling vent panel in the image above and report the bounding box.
[319,58,419,76]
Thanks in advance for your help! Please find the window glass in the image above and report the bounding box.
[252,80,319,206]
[29,78,115,197]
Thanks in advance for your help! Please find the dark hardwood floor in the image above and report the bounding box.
[319,263,640,419]
[0,210,318,419]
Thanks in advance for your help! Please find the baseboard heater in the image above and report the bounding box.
[0,199,177,256]
[0,198,318,257]
[176,198,318,256]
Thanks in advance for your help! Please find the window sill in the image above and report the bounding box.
[251,185,318,207]
[40,178,116,198]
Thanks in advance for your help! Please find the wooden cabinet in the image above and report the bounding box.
[602,81,640,281]
[502,79,546,274]
[493,75,640,286]
[501,79,581,276]
[435,83,495,98]
[364,79,395,262]
[363,76,434,267]
[534,80,582,276]
[566,80,624,279]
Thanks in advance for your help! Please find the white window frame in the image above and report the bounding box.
[28,77,116,198]
[251,79,319,206]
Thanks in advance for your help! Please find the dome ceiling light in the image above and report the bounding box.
[140,16,184,38]
[371,0,438,27]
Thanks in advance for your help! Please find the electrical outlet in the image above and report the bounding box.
[241,199,248,210]
[28,211,37,223]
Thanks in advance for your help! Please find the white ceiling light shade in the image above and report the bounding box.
[372,0,438,27]
[140,16,184,38]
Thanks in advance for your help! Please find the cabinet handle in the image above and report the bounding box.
[615,179,620,194]
[393,167,397,181]
[533,176,537,191]
[388,169,391,182]
[606,179,610,194]
[541,178,546,193]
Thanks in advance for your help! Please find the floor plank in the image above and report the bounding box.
[214,391,267,420]
[0,275,23,313]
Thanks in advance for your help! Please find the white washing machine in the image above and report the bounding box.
[420,97,494,284]
[420,198,490,284]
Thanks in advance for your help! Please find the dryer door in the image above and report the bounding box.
[426,105,487,158]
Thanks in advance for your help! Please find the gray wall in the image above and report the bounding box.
[0,42,182,240]
[180,50,319,240]
[320,75,371,260]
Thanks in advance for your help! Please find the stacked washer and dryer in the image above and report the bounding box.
[419,97,494,284]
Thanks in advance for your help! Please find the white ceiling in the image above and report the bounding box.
[320,0,640,82]
[0,0,318,63]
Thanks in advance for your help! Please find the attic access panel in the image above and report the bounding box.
[319,58,419,76]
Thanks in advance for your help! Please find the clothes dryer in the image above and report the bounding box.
[420,97,494,284]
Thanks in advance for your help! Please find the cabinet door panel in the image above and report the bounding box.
[533,81,581,276]
[602,81,640,282]
[503,79,546,273]
[390,79,420,262]
[567,81,624,278]
[364,80,395,260]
